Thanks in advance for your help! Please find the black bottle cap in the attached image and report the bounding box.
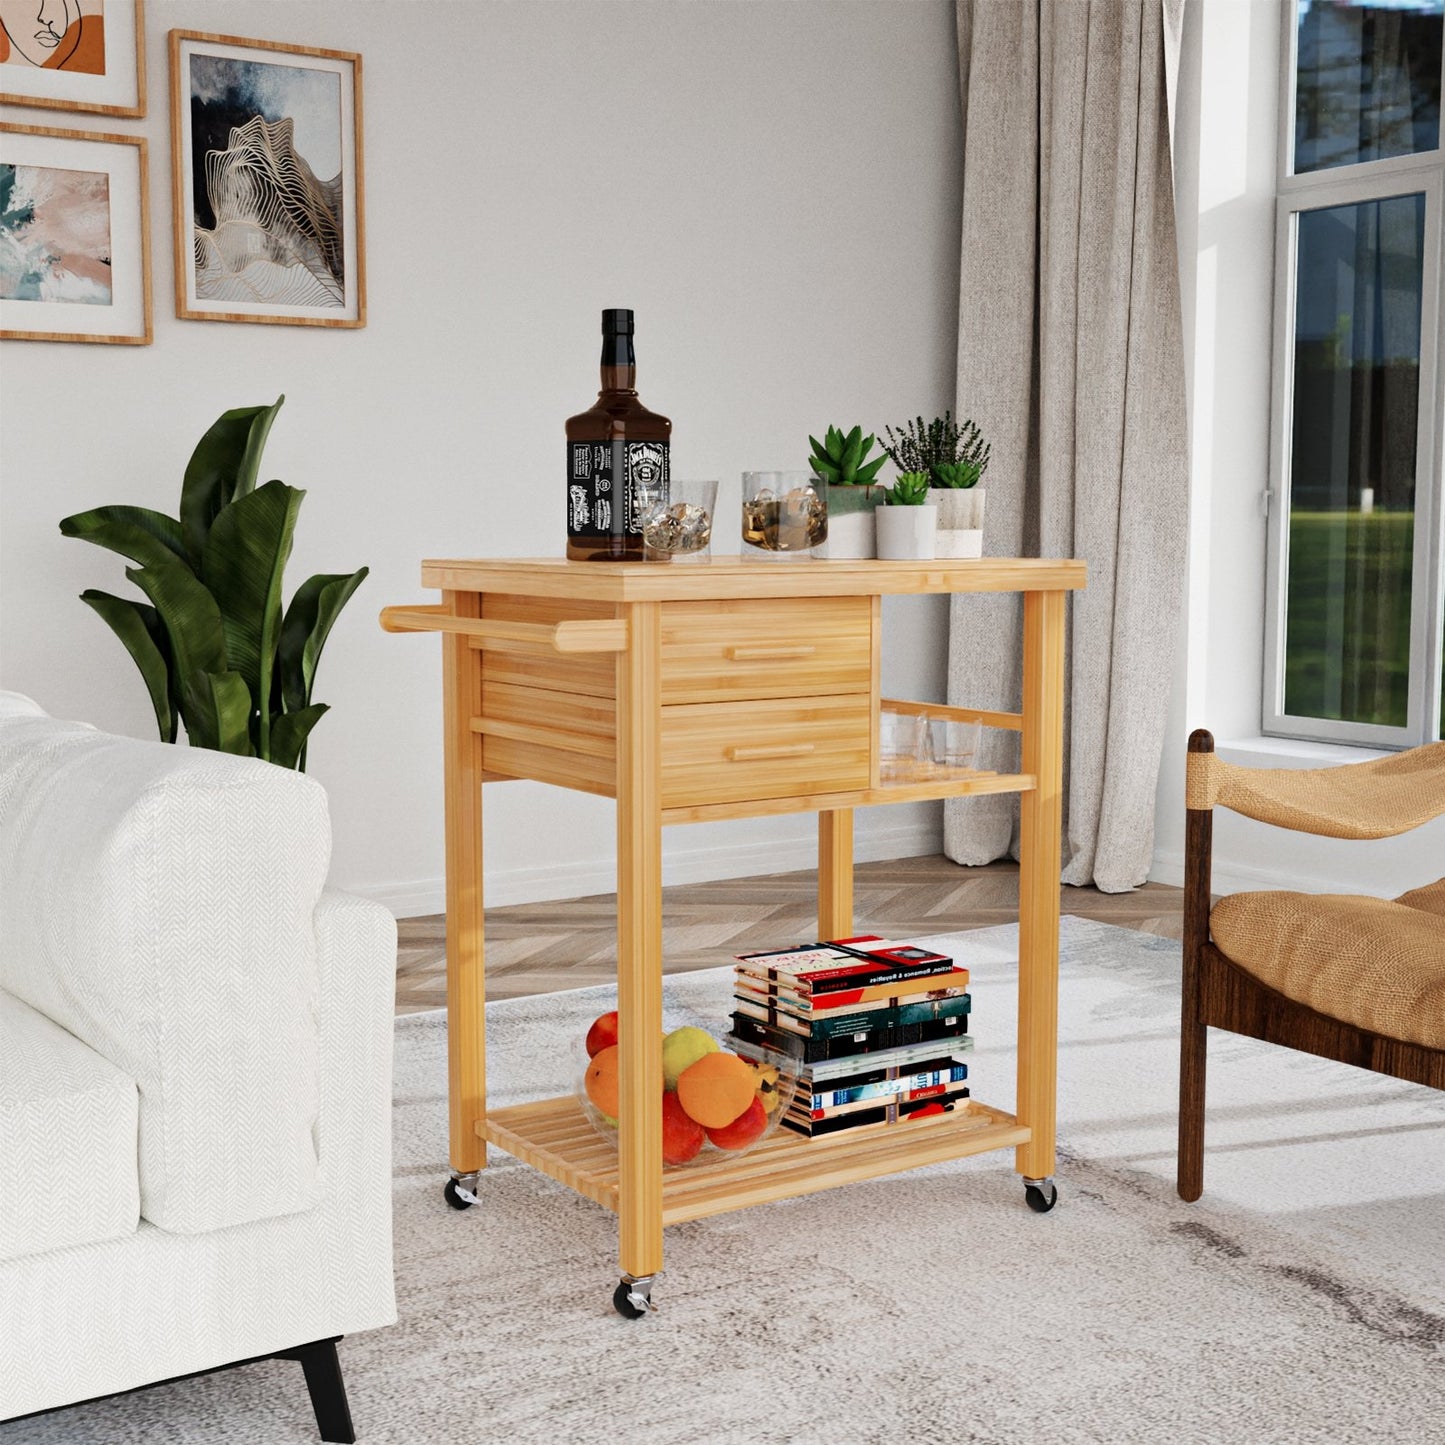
[601,308,635,334]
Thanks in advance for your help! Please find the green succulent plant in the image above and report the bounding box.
[931,459,983,490]
[882,410,991,486]
[884,471,932,506]
[58,396,368,771]
[808,425,889,487]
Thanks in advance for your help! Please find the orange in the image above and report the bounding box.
[676,1051,755,1129]
[584,1044,620,1118]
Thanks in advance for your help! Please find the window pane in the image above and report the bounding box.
[1284,193,1425,728]
[1295,0,1443,174]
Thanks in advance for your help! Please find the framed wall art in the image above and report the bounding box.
[0,123,151,344]
[0,0,146,117]
[169,30,365,328]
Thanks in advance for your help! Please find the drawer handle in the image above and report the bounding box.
[725,743,817,762]
[725,644,818,662]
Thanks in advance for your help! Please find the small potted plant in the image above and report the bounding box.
[875,471,937,559]
[808,425,887,558]
[883,412,991,556]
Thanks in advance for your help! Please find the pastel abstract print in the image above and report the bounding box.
[0,161,111,304]
[189,52,344,307]
[0,0,105,75]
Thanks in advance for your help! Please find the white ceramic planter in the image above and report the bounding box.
[929,487,986,531]
[875,504,938,560]
[815,508,876,559]
[934,528,983,559]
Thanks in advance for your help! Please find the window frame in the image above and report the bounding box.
[1264,0,1445,747]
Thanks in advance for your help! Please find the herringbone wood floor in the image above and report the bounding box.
[395,855,1185,1014]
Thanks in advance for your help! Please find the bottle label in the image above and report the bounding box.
[568,441,669,537]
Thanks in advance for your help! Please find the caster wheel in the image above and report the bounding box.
[443,1178,475,1211]
[612,1276,657,1319]
[1024,1181,1058,1214]
[613,1281,646,1319]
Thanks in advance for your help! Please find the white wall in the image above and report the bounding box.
[1157,0,1443,899]
[0,0,960,913]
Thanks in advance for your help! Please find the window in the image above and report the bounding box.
[1265,0,1445,746]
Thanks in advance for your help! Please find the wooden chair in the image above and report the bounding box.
[1177,728,1445,1202]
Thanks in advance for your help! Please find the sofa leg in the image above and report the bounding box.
[277,1339,355,1444]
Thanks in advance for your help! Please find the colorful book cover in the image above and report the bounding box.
[728,1008,971,1063]
[781,1087,972,1136]
[733,969,971,1015]
[735,938,957,996]
[811,1064,969,1112]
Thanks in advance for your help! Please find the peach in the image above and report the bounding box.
[705,1095,767,1150]
[583,1044,620,1118]
[676,1051,756,1129]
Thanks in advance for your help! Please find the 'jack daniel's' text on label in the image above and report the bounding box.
[567,440,670,538]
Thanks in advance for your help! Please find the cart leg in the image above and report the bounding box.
[615,601,665,1303]
[1016,589,1065,1187]
[443,589,488,1189]
[818,808,854,940]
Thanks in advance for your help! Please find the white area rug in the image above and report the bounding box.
[6,918,1443,1444]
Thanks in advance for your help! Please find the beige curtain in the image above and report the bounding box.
[944,0,1189,892]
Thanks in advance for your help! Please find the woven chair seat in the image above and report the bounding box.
[1210,883,1445,1050]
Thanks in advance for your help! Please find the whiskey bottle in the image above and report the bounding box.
[566,309,671,561]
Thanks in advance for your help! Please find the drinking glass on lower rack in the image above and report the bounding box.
[879,710,927,780]
[643,478,718,562]
[924,717,983,772]
[740,471,827,559]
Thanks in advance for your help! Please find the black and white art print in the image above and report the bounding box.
[169,31,364,327]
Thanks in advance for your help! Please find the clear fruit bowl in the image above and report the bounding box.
[575,1025,798,1168]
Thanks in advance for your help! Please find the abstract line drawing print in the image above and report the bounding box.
[189,53,343,308]
[0,161,111,304]
[0,0,106,75]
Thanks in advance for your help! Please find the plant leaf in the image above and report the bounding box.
[855,453,888,484]
[841,427,863,479]
[278,566,369,713]
[79,590,177,742]
[201,479,304,760]
[810,457,841,483]
[180,396,285,563]
[125,557,236,751]
[207,670,255,756]
[269,703,329,771]
[60,506,191,572]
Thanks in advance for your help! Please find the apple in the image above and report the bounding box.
[704,1095,767,1151]
[585,1010,619,1058]
[661,1090,706,1165]
[661,1026,718,1089]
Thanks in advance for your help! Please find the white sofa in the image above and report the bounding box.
[0,693,397,1439]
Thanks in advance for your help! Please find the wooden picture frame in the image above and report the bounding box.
[0,0,146,117]
[0,122,152,344]
[169,29,365,328]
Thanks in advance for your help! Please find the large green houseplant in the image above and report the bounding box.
[59,396,368,771]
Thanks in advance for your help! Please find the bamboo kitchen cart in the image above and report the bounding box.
[382,557,1085,1316]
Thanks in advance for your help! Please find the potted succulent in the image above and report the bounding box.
[808,425,887,558]
[882,412,991,555]
[875,471,937,560]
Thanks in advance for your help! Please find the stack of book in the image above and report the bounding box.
[727,936,973,1138]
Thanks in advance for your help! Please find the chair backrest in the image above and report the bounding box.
[1185,734,1445,840]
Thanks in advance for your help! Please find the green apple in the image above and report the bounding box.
[661,1026,718,1089]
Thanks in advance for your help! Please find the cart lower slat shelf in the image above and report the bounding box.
[479,1096,1030,1225]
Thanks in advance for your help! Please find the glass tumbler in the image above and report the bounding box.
[741,471,828,559]
[643,478,718,562]
[925,717,983,772]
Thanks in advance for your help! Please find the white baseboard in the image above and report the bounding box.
[1150,849,1400,900]
[360,818,944,918]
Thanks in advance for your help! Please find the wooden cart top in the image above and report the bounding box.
[420,557,1087,602]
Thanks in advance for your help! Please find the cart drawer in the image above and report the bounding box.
[661,695,870,808]
[660,597,872,704]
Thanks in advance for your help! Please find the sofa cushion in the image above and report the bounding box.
[1209,891,1445,1050]
[0,991,139,1262]
[0,708,329,1234]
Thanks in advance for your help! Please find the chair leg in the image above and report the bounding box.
[1178,1013,1207,1202]
[278,1339,355,1444]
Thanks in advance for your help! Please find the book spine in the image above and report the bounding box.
[811,1065,969,1111]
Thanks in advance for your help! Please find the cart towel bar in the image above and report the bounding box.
[379,605,628,654]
